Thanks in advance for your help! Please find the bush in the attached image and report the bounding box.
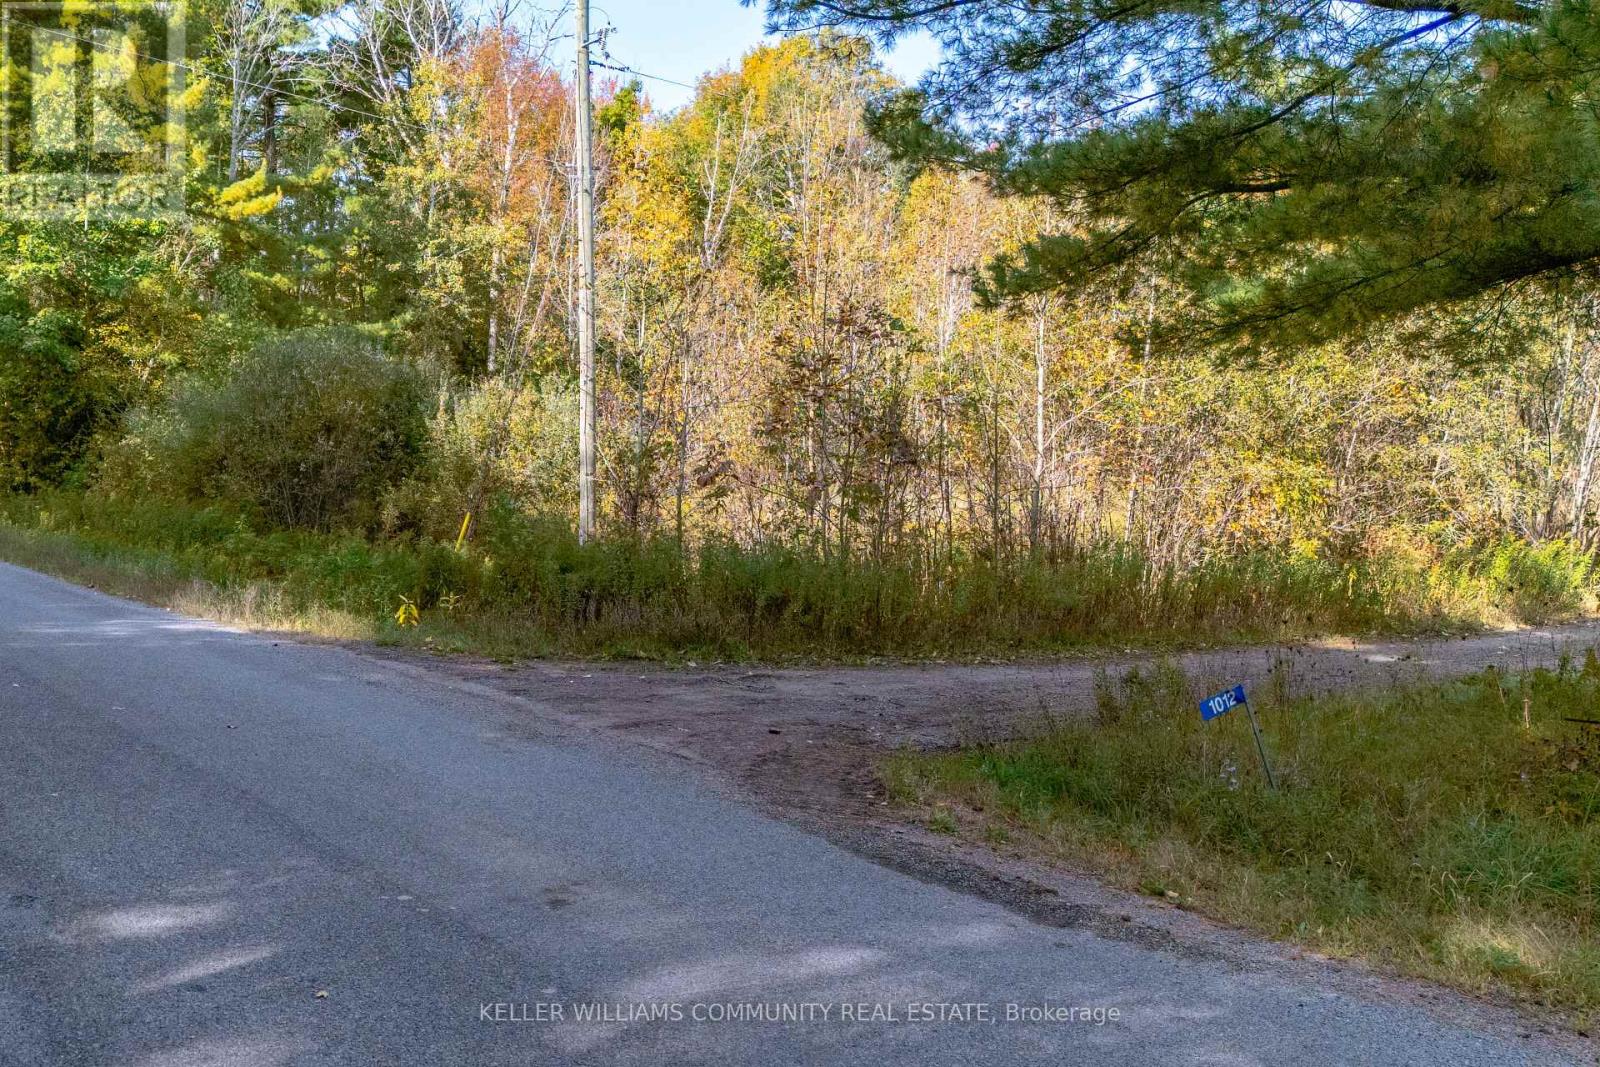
[380,377,577,541]
[0,307,100,491]
[135,329,430,531]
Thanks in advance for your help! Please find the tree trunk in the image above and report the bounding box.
[261,84,277,176]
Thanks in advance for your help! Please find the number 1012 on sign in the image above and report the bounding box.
[1199,684,1247,721]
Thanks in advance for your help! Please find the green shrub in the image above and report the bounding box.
[134,328,430,531]
[0,307,100,491]
[380,378,577,541]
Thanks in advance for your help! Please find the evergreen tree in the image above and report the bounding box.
[762,1,1600,354]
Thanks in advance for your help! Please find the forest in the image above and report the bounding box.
[3,0,1600,657]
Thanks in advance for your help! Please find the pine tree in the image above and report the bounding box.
[762,1,1600,355]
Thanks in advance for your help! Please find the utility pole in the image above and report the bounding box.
[574,0,597,544]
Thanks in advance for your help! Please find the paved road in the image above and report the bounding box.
[0,562,1586,1066]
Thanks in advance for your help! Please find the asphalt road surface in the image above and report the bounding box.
[0,561,1587,1066]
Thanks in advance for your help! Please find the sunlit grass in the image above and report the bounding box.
[0,490,1593,661]
[885,660,1600,1018]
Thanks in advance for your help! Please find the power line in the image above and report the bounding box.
[592,59,695,92]
[584,10,697,93]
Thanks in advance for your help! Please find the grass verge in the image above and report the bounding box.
[885,660,1600,1022]
[0,489,1595,661]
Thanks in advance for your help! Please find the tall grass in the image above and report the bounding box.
[887,660,1600,1014]
[0,490,1593,659]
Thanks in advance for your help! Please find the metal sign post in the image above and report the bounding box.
[1199,684,1277,789]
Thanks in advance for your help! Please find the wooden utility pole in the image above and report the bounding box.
[574,0,597,543]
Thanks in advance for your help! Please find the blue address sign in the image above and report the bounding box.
[1199,684,1247,721]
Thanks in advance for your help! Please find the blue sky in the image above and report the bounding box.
[578,0,942,111]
